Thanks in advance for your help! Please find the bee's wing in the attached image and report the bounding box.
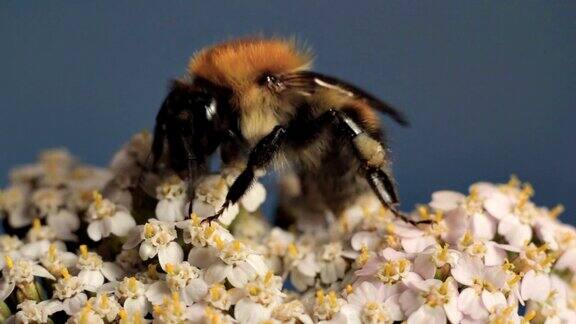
[282,71,409,126]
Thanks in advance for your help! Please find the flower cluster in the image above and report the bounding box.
[0,136,574,323]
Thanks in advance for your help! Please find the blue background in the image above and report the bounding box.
[1,2,574,224]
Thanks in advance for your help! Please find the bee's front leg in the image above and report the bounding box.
[203,125,287,224]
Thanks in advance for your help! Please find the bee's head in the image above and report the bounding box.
[152,80,224,175]
[188,37,312,110]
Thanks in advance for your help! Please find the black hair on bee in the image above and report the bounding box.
[151,37,421,224]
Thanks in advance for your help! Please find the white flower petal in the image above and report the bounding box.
[458,288,487,320]
[408,305,446,324]
[240,182,266,212]
[31,264,55,280]
[158,242,184,270]
[205,262,231,285]
[78,270,104,292]
[139,241,158,260]
[498,217,532,247]
[63,293,87,315]
[102,262,124,281]
[145,281,171,305]
[87,220,105,241]
[110,211,136,237]
[521,270,550,302]
[234,298,272,324]
[188,246,219,269]
[184,279,208,303]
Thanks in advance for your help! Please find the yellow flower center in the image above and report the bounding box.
[424,282,450,307]
[4,255,14,269]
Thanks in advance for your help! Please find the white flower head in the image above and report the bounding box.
[76,245,124,292]
[155,175,187,223]
[102,276,150,316]
[7,299,63,324]
[146,261,208,306]
[339,281,403,323]
[451,255,508,320]
[318,242,348,285]
[31,187,64,218]
[204,239,268,288]
[0,185,32,228]
[124,219,183,270]
[399,277,462,324]
[312,289,346,321]
[86,292,122,322]
[192,175,240,225]
[86,191,136,241]
[66,303,104,324]
[53,268,88,315]
[0,256,55,301]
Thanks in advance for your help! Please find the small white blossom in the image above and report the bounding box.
[86,191,135,241]
[75,245,124,292]
[0,256,54,301]
[123,219,184,270]
[155,176,187,223]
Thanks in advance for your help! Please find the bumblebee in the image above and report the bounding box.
[151,37,414,223]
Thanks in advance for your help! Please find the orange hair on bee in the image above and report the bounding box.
[188,37,312,89]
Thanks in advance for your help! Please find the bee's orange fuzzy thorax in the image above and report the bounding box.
[188,38,311,89]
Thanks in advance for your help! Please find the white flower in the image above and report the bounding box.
[205,239,268,288]
[66,304,104,324]
[118,307,151,324]
[75,245,124,292]
[155,176,187,222]
[0,256,55,301]
[451,255,508,320]
[413,243,460,280]
[5,299,63,324]
[52,268,88,315]
[355,248,419,287]
[192,175,240,225]
[261,228,295,273]
[86,191,135,241]
[176,214,234,248]
[222,167,267,213]
[187,304,236,324]
[429,189,497,241]
[203,283,242,311]
[152,292,197,323]
[457,231,519,266]
[0,235,24,269]
[235,272,284,316]
[101,276,150,315]
[123,219,184,270]
[318,242,348,284]
[86,292,122,322]
[146,262,208,306]
[399,277,462,324]
[484,184,542,248]
[20,219,73,260]
[39,242,77,278]
[0,185,32,228]
[31,188,64,218]
[270,300,314,324]
[338,281,403,323]
[312,290,346,322]
[46,209,80,241]
[283,242,320,292]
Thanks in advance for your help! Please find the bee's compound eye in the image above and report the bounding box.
[259,74,284,92]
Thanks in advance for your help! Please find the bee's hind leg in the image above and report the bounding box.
[330,110,427,225]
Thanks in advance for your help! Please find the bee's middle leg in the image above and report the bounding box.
[203,125,287,223]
